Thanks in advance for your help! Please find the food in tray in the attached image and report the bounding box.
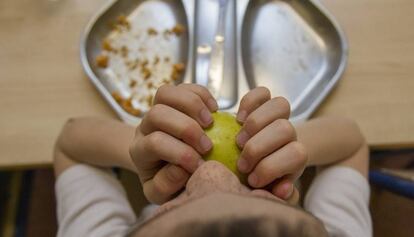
[95,14,186,116]
[171,24,186,36]
[112,91,142,116]
[147,27,158,36]
[95,54,109,68]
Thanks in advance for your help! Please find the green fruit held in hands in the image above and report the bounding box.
[203,112,247,184]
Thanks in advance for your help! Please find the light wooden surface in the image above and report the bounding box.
[0,0,413,169]
[0,0,115,169]
[315,0,414,148]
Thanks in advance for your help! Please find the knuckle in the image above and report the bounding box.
[188,94,203,108]
[149,104,165,116]
[179,148,194,163]
[154,84,172,103]
[290,142,308,165]
[277,119,296,139]
[275,97,291,117]
[244,116,260,135]
[241,87,271,109]
[198,86,213,99]
[198,85,210,95]
[144,105,159,122]
[181,121,200,141]
[255,162,272,180]
[146,131,164,151]
[177,83,188,88]
[182,83,204,93]
[177,83,192,92]
[158,84,171,93]
[256,86,271,99]
[244,142,259,161]
[143,104,166,127]
[240,94,253,107]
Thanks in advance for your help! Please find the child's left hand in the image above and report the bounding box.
[235,87,307,201]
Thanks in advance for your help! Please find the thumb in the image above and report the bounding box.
[143,164,190,204]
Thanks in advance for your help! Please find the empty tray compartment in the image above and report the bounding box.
[241,0,347,121]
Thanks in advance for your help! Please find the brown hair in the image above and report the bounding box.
[171,216,326,237]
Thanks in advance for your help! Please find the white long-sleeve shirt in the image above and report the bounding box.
[55,165,372,237]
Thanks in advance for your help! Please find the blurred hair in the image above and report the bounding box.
[171,216,324,237]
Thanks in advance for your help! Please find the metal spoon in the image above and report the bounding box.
[207,0,229,98]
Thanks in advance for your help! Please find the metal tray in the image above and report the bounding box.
[81,0,347,125]
[240,0,348,122]
[80,0,190,125]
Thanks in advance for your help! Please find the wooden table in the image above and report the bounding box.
[1,0,413,169]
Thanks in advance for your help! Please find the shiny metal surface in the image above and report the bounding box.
[240,0,348,122]
[193,0,238,109]
[81,0,347,124]
[207,0,230,99]
[80,0,189,125]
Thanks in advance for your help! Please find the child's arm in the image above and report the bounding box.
[296,117,369,177]
[53,118,140,237]
[296,120,371,237]
[53,117,137,177]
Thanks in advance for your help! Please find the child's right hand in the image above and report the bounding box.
[129,84,218,204]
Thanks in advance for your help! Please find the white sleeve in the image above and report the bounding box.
[304,166,372,237]
[55,165,136,237]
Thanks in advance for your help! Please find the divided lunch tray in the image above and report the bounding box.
[80,0,348,125]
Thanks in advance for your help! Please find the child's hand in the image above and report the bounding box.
[236,87,307,201]
[129,84,218,204]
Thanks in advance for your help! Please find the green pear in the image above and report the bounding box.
[204,112,247,184]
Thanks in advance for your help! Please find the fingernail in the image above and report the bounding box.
[248,173,259,187]
[200,135,213,152]
[237,110,247,123]
[207,98,218,111]
[281,182,293,199]
[237,130,250,147]
[200,108,213,126]
[237,158,249,173]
